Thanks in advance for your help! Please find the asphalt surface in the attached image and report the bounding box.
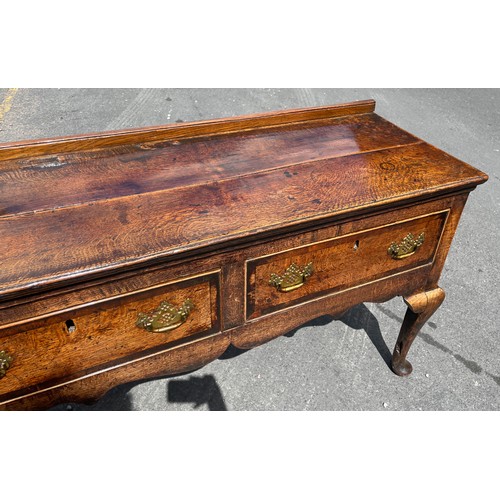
[0,88,498,411]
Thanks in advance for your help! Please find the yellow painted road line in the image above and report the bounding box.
[0,88,19,122]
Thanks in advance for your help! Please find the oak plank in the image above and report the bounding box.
[0,100,376,162]
[0,113,419,216]
[0,142,487,298]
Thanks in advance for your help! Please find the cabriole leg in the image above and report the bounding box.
[391,287,446,376]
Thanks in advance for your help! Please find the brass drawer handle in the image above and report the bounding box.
[388,232,425,260]
[0,350,13,379]
[269,262,313,292]
[136,299,194,333]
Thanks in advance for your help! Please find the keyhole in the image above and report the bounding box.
[353,240,360,251]
[65,319,76,333]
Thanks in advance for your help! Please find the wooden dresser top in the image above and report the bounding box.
[0,99,488,299]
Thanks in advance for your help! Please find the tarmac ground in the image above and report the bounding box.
[0,88,498,411]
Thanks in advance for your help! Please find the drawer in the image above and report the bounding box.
[246,211,448,319]
[0,271,220,401]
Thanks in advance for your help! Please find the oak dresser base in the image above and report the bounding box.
[0,100,488,410]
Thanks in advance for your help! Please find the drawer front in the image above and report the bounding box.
[0,271,220,401]
[246,211,448,319]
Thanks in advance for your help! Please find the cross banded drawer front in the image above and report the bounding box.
[0,272,220,402]
[246,212,448,319]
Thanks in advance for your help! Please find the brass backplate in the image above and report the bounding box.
[136,299,194,333]
[269,262,314,292]
[0,350,13,379]
[388,232,425,259]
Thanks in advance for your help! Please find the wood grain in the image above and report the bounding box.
[0,114,421,215]
[0,195,458,329]
[0,100,376,162]
[0,272,220,401]
[0,100,489,409]
[0,332,231,410]
[232,266,432,350]
[392,287,446,376]
[247,211,448,319]
[0,142,487,300]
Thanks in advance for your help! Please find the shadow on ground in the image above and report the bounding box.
[52,303,393,411]
[285,303,393,369]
